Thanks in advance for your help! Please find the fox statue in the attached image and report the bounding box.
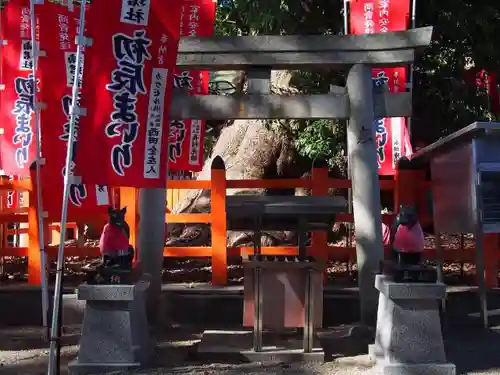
[390,204,425,265]
[99,207,135,269]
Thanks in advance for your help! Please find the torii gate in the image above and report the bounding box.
[137,26,433,324]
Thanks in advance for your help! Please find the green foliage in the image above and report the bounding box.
[411,0,500,142]
[215,0,342,36]
[287,71,347,171]
[294,119,346,170]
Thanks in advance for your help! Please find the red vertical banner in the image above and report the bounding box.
[0,0,39,177]
[37,2,110,220]
[372,66,409,174]
[349,0,412,175]
[168,0,216,172]
[488,72,500,115]
[74,0,182,187]
[464,69,500,115]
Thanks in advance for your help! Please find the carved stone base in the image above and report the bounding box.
[381,260,437,283]
[84,267,138,285]
[69,280,152,375]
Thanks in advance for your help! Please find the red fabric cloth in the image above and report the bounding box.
[382,222,391,246]
[99,223,130,255]
[393,223,425,253]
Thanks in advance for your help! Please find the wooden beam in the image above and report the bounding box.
[169,92,412,120]
[176,27,432,70]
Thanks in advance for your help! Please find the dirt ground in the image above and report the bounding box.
[1,323,500,375]
[0,232,493,374]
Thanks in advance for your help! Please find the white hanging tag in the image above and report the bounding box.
[95,185,110,206]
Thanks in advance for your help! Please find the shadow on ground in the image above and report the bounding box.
[0,326,80,351]
[444,326,500,374]
[3,287,500,374]
[2,323,500,375]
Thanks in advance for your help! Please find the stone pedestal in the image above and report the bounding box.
[69,280,153,375]
[371,275,455,375]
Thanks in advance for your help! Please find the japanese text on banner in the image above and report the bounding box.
[74,0,182,188]
[38,2,110,220]
[168,0,215,172]
[0,0,38,177]
[5,176,23,210]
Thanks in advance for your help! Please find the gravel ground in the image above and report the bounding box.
[0,232,479,286]
[1,324,500,375]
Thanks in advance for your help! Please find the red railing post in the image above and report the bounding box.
[482,234,498,288]
[211,156,227,285]
[311,159,330,282]
[393,159,418,209]
[28,167,42,285]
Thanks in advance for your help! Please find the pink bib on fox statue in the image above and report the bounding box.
[380,204,437,284]
[393,222,425,253]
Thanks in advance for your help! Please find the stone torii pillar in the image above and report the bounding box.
[138,188,166,323]
[346,64,384,325]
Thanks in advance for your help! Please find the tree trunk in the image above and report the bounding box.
[166,118,298,247]
[166,71,302,248]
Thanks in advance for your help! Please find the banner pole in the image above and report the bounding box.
[407,0,417,139]
[47,1,88,374]
[29,0,50,342]
[343,0,348,35]
[411,0,416,28]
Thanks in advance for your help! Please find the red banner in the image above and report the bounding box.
[74,0,182,187]
[349,0,413,175]
[372,67,411,173]
[168,0,216,172]
[487,72,499,115]
[37,2,110,220]
[464,69,500,115]
[349,0,409,35]
[0,0,38,177]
